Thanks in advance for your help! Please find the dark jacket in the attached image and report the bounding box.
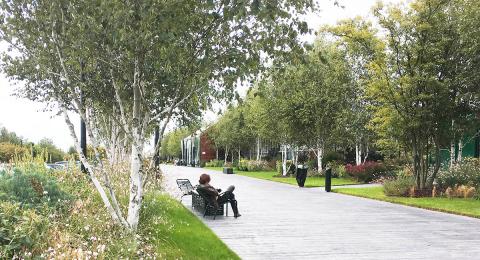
[197,183,219,208]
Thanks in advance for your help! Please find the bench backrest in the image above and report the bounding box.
[196,186,218,208]
[176,179,194,195]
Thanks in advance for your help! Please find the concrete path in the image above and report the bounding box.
[162,165,480,260]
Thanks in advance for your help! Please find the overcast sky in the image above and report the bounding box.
[0,0,402,151]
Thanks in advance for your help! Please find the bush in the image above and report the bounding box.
[276,160,293,175]
[0,142,28,163]
[384,177,415,197]
[437,158,480,191]
[345,161,392,183]
[205,159,224,167]
[237,159,248,171]
[237,160,272,172]
[306,159,317,171]
[328,161,347,178]
[0,201,49,258]
[0,169,72,210]
[322,151,344,165]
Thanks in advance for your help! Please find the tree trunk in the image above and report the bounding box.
[238,146,241,162]
[62,108,127,227]
[450,139,456,168]
[256,137,261,160]
[127,141,143,230]
[126,60,144,231]
[224,146,228,164]
[457,137,463,163]
[317,147,323,173]
[282,145,287,176]
[216,148,219,160]
[363,143,369,163]
[355,142,361,165]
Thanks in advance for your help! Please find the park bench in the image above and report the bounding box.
[176,179,195,201]
[176,178,229,219]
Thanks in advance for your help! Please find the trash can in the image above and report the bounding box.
[296,165,308,187]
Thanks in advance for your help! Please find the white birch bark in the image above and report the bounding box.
[317,147,323,172]
[62,108,125,226]
[238,147,241,162]
[450,139,456,168]
[224,146,229,164]
[457,138,463,163]
[355,143,361,165]
[282,145,287,176]
[256,137,261,161]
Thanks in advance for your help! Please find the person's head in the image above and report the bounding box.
[199,173,211,185]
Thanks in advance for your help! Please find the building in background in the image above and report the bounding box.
[180,130,216,167]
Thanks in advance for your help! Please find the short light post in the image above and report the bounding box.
[325,167,332,192]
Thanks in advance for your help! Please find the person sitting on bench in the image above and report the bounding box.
[197,173,241,218]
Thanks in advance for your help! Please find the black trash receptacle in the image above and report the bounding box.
[296,165,308,187]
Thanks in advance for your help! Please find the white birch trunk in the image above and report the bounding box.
[127,141,143,230]
[450,139,456,168]
[256,137,261,161]
[355,143,361,165]
[457,138,463,163]
[126,59,144,231]
[317,147,323,172]
[282,145,287,176]
[62,109,125,226]
[363,143,369,163]
[224,146,229,164]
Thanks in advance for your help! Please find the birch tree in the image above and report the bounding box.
[1,0,315,231]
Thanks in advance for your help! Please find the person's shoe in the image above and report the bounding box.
[234,214,242,218]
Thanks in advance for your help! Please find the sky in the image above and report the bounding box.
[0,0,402,152]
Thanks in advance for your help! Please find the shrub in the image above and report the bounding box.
[0,170,72,210]
[437,158,480,191]
[306,159,317,171]
[205,159,224,167]
[0,142,28,163]
[384,177,415,197]
[237,160,272,172]
[276,160,293,175]
[224,162,233,168]
[328,161,347,178]
[345,161,392,183]
[237,159,248,171]
[322,151,344,165]
[0,201,49,258]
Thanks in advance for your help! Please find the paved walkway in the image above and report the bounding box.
[162,165,480,260]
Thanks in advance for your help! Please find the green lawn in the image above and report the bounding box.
[333,186,480,218]
[140,194,239,259]
[204,167,358,187]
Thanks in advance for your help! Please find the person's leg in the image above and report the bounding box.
[218,192,240,217]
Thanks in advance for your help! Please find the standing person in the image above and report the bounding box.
[197,173,241,218]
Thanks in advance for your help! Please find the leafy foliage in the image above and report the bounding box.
[0,201,49,258]
[0,142,28,162]
[384,177,415,197]
[0,169,72,210]
[345,161,392,183]
[437,158,480,191]
[205,159,224,168]
[237,160,272,172]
